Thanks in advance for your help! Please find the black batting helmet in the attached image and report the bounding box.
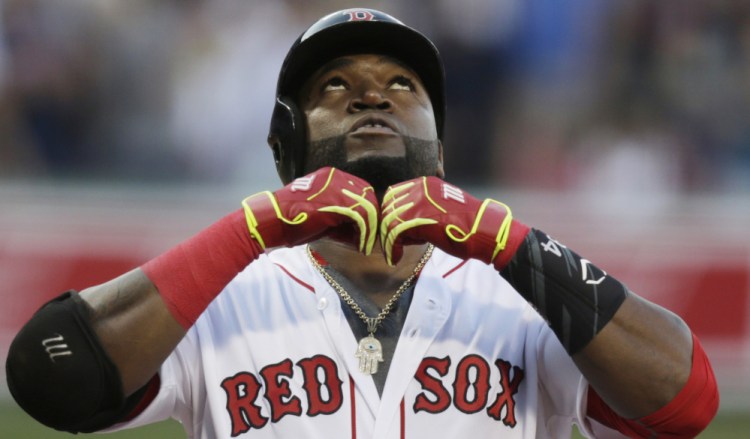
[268,8,446,184]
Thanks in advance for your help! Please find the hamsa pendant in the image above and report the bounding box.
[355,334,384,375]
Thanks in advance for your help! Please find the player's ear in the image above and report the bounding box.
[436,140,445,179]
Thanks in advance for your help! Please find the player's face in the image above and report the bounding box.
[299,54,444,194]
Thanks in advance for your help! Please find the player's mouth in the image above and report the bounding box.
[348,116,399,137]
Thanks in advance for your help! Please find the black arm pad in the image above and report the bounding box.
[5,291,149,433]
[501,229,628,354]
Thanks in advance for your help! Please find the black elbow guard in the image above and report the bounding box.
[5,291,141,433]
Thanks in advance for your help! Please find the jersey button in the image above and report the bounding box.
[317,297,329,310]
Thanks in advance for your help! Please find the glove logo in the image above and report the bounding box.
[290,175,315,192]
[442,183,465,204]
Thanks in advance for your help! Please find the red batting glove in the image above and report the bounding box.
[242,167,379,253]
[380,176,530,268]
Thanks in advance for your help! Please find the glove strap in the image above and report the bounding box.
[242,191,309,250]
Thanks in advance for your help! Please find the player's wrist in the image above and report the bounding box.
[489,217,530,270]
[453,197,530,269]
[142,209,264,328]
[499,228,627,354]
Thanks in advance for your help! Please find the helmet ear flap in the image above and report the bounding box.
[268,96,307,185]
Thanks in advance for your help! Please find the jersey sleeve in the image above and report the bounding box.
[532,323,585,432]
[101,327,202,435]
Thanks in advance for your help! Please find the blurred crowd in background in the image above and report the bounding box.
[1,0,749,195]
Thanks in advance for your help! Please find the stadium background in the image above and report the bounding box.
[1,0,748,437]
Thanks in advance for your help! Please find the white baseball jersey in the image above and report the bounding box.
[109,246,622,438]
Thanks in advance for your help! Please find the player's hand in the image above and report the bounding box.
[380,177,529,267]
[242,167,379,253]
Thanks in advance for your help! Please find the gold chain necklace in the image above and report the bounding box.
[306,244,434,375]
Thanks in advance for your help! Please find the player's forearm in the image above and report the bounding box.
[77,209,263,394]
[80,269,186,395]
[571,293,693,418]
[503,220,695,414]
[500,228,707,419]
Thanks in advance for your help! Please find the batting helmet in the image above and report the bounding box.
[268,8,446,184]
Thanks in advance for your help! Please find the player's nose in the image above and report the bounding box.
[349,85,392,112]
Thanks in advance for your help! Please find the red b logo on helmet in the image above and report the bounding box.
[343,10,375,21]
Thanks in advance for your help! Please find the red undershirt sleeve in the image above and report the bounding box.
[141,209,262,329]
[586,333,719,438]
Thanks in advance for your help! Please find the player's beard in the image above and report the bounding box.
[304,135,441,201]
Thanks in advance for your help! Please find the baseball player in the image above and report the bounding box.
[6,9,718,438]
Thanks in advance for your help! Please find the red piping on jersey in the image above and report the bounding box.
[400,398,406,439]
[349,376,357,439]
[273,262,315,293]
[442,260,468,278]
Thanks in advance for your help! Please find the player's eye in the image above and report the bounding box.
[322,76,348,92]
[388,75,415,91]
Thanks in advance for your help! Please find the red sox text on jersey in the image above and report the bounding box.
[221,353,525,436]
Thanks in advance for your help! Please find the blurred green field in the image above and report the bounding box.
[571,411,750,439]
[0,401,747,438]
[0,401,185,438]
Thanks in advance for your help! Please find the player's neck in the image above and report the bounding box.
[309,239,430,308]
